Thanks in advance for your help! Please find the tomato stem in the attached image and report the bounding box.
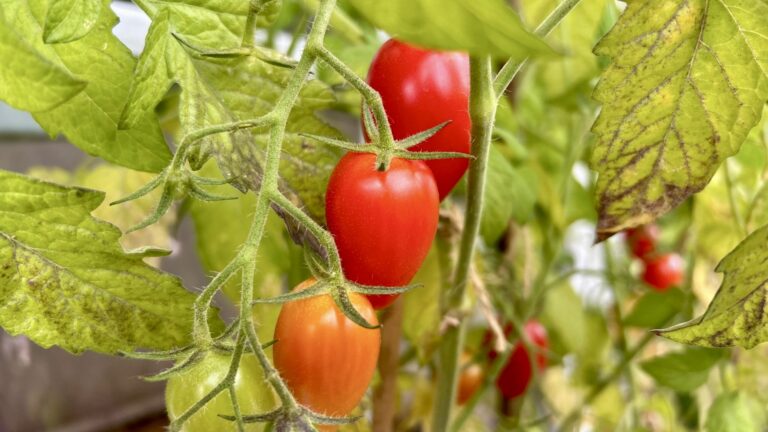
[493,0,583,99]
[433,55,495,432]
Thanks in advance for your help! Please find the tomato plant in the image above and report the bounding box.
[487,321,548,401]
[326,152,439,309]
[166,352,276,432]
[625,224,660,260]
[456,352,483,405]
[366,39,471,201]
[642,253,685,292]
[1,0,767,431]
[273,279,381,425]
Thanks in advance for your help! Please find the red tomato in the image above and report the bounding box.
[366,39,471,201]
[457,352,483,405]
[326,152,439,309]
[273,279,381,431]
[642,253,684,291]
[625,224,660,259]
[487,321,548,400]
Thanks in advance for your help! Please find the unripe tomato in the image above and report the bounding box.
[326,152,439,309]
[487,321,548,401]
[273,279,381,430]
[642,253,684,291]
[457,352,483,405]
[165,352,276,432]
[625,224,660,259]
[366,39,470,201]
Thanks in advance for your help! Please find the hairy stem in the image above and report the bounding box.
[433,56,496,432]
[494,0,583,98]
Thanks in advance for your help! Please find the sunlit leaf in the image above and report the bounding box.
[0,170,222,354]
[658,223,768,348]
[591,0,768,239]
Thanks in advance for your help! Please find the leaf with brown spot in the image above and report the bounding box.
[657,223,768,349]
[591,0,768,240]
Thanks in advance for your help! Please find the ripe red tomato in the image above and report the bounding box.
[626,224,660,259]
[366,39,470,201]
[273,279,381,431]
[457,352,483,405]
[326,152,439,309]
[487,321,548,400]
[165,352,276,432]
[642,253,684,291]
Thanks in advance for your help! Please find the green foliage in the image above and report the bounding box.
[122,6,342,220]
[591,0,768,238]
[0,169,221,354]
[705,392,766,432]
[481,145,536,244]
[659,223,768,348]
[640,347,726,392]
[43,0,103,44]
[345,0,554,58]
[0,0,171,172]
[623,288,685,329]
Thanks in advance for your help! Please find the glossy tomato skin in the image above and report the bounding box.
[626,224,660,259]
[457,352,483,405]
[488,321,548,401]
[273,279,381,429]
[166,352,276,432]
[642,253,684,291]
[326,152,439,309]
[367,39,470,201]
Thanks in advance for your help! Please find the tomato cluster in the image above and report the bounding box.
[327,39,470,308]
[625,224,684,291]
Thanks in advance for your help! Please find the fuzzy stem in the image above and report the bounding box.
[433,56,496,432]
[494,0,583,98]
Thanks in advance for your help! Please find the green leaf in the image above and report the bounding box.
[122,10,342,220]
[658,223,768,348]
[0,16,85,112]
[402,244,443,363]
[346,0,554,59]
[590,0,768,239]
[0,169,221,355]
[640,347,726,392]
[43,0,103,43]
[481,145,536,244]
[624,287,685,328]
[705,392,767,432]
[0,0,171,172]
[133,0,248,47]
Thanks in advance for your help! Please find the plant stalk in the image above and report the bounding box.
[432,56,496,432]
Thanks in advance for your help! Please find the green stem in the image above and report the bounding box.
[558,331,655,430]
[433,56,495,432]
[493,0,583,98]
[242,0,262,48]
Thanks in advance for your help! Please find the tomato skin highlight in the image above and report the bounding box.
[642,253,684,291]
[457,352,483,405]
[326,152,439,309]
[487,321,549,401]
[366,39,471,201]
[273,279,381,429]
[165,352,276,432]
[625,224,660,259]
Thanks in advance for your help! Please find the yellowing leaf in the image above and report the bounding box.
[658,223,768,348]
[591,0,768,239]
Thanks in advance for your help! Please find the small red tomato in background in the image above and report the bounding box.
[273,279,380,431]
[642,253,684,291]
[625,224,660,259]
[487,321,549,401]
[326,152,439,309]
[366,39,470,201]
[457,352,484,405]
